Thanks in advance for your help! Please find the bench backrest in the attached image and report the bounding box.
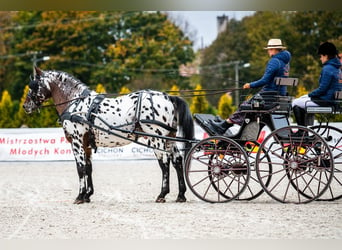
[274,77,299,86]
[335,91,342,100]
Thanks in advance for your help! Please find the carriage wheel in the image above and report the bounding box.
[184,136,250,203]
[310,125,342,201]
[235,141,272,201]
[255,126,334,204]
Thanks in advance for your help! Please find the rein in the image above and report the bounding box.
[40,96,86,108]
[37,87,245,109]
[166,87,244,97]
[38,89,92,109]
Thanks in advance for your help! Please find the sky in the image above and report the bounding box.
[167,11,254,51]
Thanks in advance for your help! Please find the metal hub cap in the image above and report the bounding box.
[289,161,298,169]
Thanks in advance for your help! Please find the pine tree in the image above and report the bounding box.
[169,84,180,96]
[190,84,209,114]
[95,83,107,94]
[0,90,15,128]
[14,85,30,127]
[119,86,131,94]
[217,93,236,118]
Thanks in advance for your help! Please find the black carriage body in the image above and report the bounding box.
[187,78,341,203]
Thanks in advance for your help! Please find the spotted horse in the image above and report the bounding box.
[23,67,194,204]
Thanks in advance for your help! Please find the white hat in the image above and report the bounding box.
[264,38,286,50]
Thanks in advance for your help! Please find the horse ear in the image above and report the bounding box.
[34,67,43,76]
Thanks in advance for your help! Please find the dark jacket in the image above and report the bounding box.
[309,57,342,102]
[250,50,291,96]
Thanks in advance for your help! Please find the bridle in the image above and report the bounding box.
[27,75,44,108]
[27,75,90,109]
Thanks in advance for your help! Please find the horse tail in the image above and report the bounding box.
[170,96,194,156]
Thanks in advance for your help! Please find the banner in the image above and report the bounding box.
[2,123,340,162]
[0,126,206,162]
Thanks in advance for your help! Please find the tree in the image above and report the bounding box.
[119,86,131,94]
[0,12,16,97]
[5,11,122,100]
[288,11,342,91]
[217,93,235,118]
[95,83,107,94]
[200,17,253,106]
[93,11,195,92]
[4,11,195,102]
[14,85,31,127]
[0,90,14,127]
[200,11,342,107]
[189,84,210,114]
[169,84,180,96]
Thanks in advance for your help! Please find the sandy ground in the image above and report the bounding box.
[0,160,341,240]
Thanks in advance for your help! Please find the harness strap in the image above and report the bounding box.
[86,94,105,122]
[140,119,177,132]
[59,94,104,153]
[58,89,92,123]
[134,91,143,126]
[86,94,106,152]
[133,90,176,133]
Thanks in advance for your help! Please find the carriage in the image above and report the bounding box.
[187,77,342,204]
[23,68,341,204]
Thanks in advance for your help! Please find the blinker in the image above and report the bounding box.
[29,80,39,91]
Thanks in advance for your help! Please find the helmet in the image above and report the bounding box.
[318,42,337,56]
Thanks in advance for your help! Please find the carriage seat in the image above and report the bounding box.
[305,91,342,115]
[239,77,298,112]
[303,91,342,125]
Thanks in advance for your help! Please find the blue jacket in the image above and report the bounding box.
[250,50,291,96]
[309,57,342,101]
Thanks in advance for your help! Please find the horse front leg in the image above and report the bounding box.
[73,143,94,204]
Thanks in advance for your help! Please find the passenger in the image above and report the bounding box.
[292,42,341,126]
[209,38,291,134]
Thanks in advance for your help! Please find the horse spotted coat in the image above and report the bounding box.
[23,67,194,204]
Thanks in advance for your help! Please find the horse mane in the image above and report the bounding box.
[44,70,90,96]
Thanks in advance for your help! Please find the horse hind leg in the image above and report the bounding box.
[155,155,171,203]
[171,147,187,202]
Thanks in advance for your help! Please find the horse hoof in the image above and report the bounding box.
[155,197,166,203]
[73,199,84,204]
[176,197,186,202]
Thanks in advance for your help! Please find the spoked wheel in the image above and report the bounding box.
[235,141,272,201]
[310,125,342,201]
[255,125,334,204]
[184,136,250,203]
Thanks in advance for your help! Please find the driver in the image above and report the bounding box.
[209,38,291,134]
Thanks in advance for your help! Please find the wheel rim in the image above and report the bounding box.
[310,125,342,201]
[185,136,250,203]
[255,126,334,204]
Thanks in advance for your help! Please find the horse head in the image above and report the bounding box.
[23,67,52,114]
